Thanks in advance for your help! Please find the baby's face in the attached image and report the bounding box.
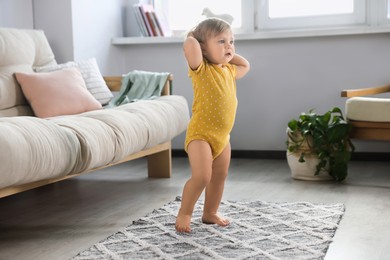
[202,30,235,65]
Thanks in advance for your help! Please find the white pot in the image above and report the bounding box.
[286,151,333,181]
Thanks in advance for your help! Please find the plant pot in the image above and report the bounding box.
[286,151,333,181]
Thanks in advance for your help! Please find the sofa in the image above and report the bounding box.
[0,28,189,198]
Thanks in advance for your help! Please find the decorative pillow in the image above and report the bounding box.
[14,68,102,118]
[35,58,114,105]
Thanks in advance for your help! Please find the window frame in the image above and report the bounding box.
[150,0,390,41]
[373,0,390,25]
[256,0,366,30]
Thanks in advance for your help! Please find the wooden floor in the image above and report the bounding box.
[0,157,389,260]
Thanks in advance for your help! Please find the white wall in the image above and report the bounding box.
[32,0,123,67]
[71,0,123,67]
[111,34,390,153]
[33,0,74,62]
[0,0,34,29]
[2,1,390,153]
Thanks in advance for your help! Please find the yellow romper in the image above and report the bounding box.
[185,59,237,159]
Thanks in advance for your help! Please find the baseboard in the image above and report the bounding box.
[349,152,390,161]
[172,149,390,161]
[172,150,287,159]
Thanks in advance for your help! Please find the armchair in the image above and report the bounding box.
[341,84,390,141]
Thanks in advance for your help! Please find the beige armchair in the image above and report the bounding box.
[341,85,390,141]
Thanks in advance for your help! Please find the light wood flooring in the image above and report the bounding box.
[0,157,389,260]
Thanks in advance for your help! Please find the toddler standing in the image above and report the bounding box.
[176,18,250,233]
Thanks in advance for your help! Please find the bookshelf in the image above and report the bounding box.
[114,26,390,45]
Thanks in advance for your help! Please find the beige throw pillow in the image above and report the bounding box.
[35,58,114,105]
[15,68,102,118]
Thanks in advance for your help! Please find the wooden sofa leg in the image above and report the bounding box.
[147,145,172,178]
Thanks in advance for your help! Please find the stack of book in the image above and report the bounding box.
[132,4,171,37]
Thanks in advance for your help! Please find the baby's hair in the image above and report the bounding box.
[189,18,231,44]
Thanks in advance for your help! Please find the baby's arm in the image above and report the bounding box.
[183,33,203,70]
[230,54,250,79]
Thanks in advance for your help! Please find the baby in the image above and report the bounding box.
[176,18,250,233]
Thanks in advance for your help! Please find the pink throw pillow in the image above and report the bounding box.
[15,68,102,118]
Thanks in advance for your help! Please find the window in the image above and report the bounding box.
[257,0,366,30]
[365,0,390,26]
[381,0,390,23]
[268,0,354,18]
[151,0,390,39]
[154,0,253,35]
[388,0,390,18]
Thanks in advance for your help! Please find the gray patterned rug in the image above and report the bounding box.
[72,197,345,260]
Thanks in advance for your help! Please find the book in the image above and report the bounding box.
[132,4,149,36]
[151,11,164,36]
[145,11,159,36]
[125,5,143,37]
[139,4,156,37]
[132,4,171,37]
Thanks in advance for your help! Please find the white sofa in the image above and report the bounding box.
[0,28,189,198]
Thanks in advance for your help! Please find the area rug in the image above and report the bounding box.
[72,197,345,260]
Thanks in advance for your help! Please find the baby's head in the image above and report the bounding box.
[189,18,234,65]
[190,18,232,44]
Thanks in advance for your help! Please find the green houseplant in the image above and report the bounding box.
[286,107,355,182]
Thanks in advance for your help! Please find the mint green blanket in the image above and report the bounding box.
[109,70,170,107]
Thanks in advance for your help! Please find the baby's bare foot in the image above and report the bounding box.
[175,210,192,233]
[202,213,230,226]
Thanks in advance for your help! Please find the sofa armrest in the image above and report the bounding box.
[103,74,173,95]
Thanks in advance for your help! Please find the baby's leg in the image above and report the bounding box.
[202,143,231,226]
[176,140,213,232]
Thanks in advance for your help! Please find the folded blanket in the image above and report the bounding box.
[109,70,170,107]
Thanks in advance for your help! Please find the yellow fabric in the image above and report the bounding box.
[185,59,237,159]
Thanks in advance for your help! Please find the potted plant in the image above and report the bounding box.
[286,107,355,182]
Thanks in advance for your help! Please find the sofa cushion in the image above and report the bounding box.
[67,95,189,167]
[78,109,150,163]
[44,95,189,175]
[115,96,189,149]
[0,28,57,116]
[14,67,102,118]
[35,58,114,105]
[54,95,190,170]
[345,97,390,122]
[0,116,80,189]
[51,116,117,171]
[0,95,190,189]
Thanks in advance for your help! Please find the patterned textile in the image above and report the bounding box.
[73,197,345,260]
